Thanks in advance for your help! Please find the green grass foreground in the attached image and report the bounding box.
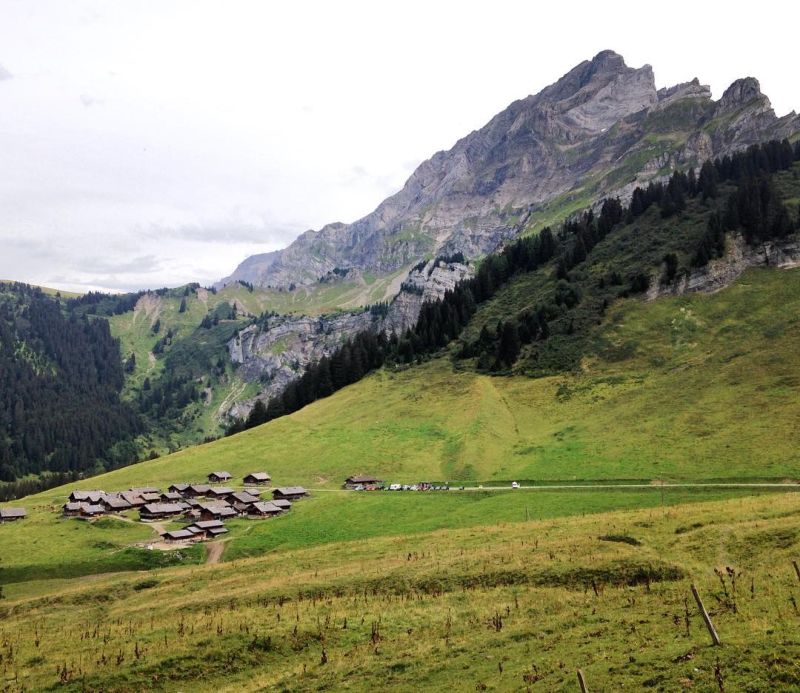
[1,493,799,690]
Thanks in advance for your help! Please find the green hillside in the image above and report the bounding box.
[3,264,799,587]
[89,266,800,489]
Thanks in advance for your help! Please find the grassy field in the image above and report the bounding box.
[1,265,798,588]
[1,492,799,690]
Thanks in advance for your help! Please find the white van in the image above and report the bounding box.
[511,481,520,489]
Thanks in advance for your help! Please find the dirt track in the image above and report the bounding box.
[205,541,225,564]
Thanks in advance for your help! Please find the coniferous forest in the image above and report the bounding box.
[0,283,142,483]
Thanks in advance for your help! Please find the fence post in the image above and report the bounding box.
[691,583,721,646]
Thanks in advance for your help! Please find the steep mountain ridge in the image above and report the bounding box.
[222,50,799,291]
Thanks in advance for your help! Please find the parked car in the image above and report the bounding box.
[511,481,520,489]
[389,483,401,491]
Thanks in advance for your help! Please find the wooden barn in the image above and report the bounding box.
[243,472,271,485]
[140,503,188,521]
[101,496,133,512]
[185,484,211,498]
[228,491,260,513]
[344,475,383,489]
[0,507,27,522]
[208,471,233,483]
[199,503,237,521]
[162,529,195,543]
[69,490,105,504]
[248,501,283,518]
[272,486,308,501]
[62,502,84,517]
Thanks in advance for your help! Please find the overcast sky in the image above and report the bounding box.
[0,0,797,292]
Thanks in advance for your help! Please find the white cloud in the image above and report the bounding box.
[0,0,797,292]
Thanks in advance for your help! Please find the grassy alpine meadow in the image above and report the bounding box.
[1,493,799,691]
[42,266,800,495]
[1,265,799,586]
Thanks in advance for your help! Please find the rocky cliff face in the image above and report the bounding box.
[222,50,799,291]
[224,258,472,417]
[648,234,800,301]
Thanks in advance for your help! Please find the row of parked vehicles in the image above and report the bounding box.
[385,483,452,491]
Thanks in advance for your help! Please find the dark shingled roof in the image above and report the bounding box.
[244,472,271,481]
[0,507,27,519]
[208,471,232,480]
[271,499,292,509]
[249,501,282,514]
[207,487,235,497]
[103,496,132,510]
[229,491,260,504]
[70,491,106,503]
[273,486,307,497]
[346,475,383,484]
[141,503,187,515]
[192,520,225,530]
[163,529,194,540]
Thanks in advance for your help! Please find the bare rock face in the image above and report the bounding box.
[224,258,473,418]
[383,260,474,335]
[222,51,799,293]
[648,234,800,300]
[226,310,379,418]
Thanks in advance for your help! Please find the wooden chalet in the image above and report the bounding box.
[140,503,188,520]
[199,503,237,521]
[139,492,162,503]
[272,486,308,501]
[207,487,235,499]
[168,483,190,494]
[101,496,132,512]
[119,491,147,507]
[80,504,105,518]
[187,520,229,538]
[247,501,283,518]
[243,472,271,485]
[344,475,383,489]
[185,484,211,498]
[69,490,105,504]
[207,471,233,483]
[62,502,84,516]
[228,491,260,512]
[270,498,292,511]
[0,507,27,522]
[160,491,183,502]
[162,529,195,542]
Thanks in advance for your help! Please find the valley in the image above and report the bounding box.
[1,44,800,691]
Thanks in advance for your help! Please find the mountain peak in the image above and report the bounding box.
[719,77,766,110]
[221,53,799,291]
[590,49,627,71]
